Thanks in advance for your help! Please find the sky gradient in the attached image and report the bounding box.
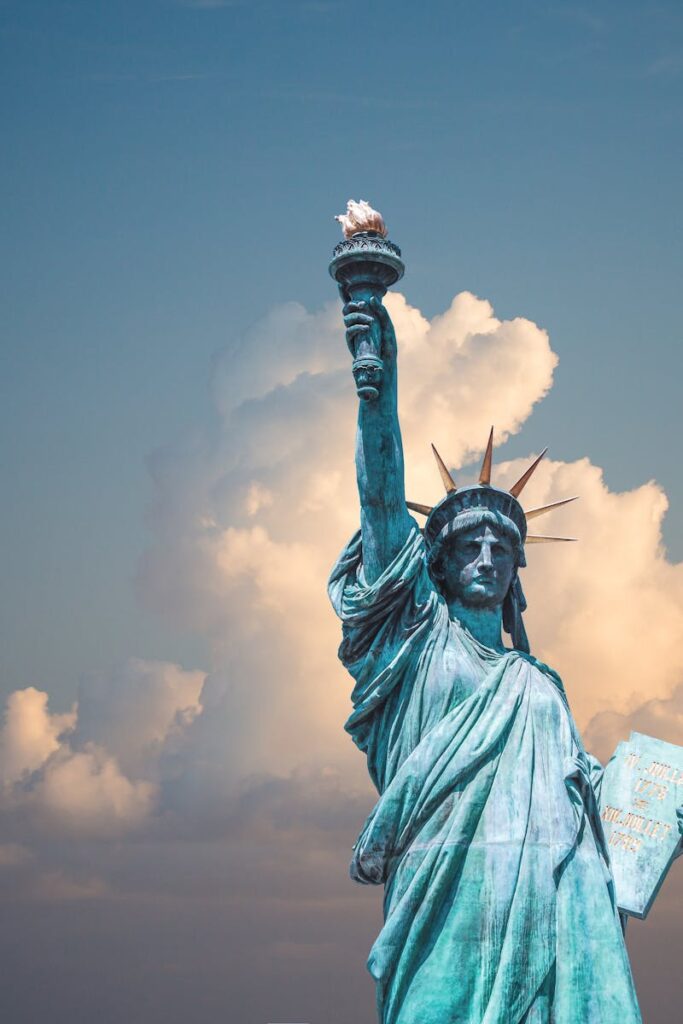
[1,2,683,1021]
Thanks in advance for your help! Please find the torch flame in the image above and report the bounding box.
[335,199,388,239]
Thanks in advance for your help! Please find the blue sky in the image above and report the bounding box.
[3,0,683,700]
[1,6,683,1020]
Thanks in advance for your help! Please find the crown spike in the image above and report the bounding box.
[479,426,494,485]
[525,496,579,522]
[526,535,577,544]
[509,448,548,498]
[406,501,433,517]
[431,443,457,494]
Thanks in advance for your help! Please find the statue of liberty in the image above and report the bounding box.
[327,202,683,1024]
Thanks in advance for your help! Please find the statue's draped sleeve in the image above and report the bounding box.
[328,525,440,790]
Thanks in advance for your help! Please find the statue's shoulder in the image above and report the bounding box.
[515,650,566,695]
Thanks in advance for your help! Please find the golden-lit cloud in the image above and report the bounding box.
[490,456,683,730]
[137,288,683,786]
[1,289,681,860]
[0,687,75,785]
[0,290,680,1024]
[0,660,204,836]
[584,683,683,764]
[34,743,156,837]
[136,290,562,779]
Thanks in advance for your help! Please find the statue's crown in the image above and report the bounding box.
[407,429,578,549]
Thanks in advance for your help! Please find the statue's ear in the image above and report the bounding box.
[428,551,444,584]
[426,554,444,592]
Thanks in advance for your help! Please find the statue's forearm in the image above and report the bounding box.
[337,285,413,581]
[356,366,403,503]
[355,364,412,582]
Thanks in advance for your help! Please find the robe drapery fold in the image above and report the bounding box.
[329,527,641,1024]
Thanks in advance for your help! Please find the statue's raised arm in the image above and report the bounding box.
[343,294,411,582]
[331,201,412,583]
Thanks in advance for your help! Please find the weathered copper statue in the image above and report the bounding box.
[328,201,682,1024]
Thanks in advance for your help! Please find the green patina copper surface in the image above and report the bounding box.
[324,207,679,1023]
[599,732,683,918]
[329,530,640,1023]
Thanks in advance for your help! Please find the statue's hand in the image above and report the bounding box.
[675,805,683,860]
[342,297,397,363]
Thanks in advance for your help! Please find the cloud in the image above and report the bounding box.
[488,455,683,729]
[7,286,683,837]
[137,291,559,780]
[0,660,204,838]
[2,289,682,1021]
[0,687,75,785]
[584,683,683,765]
[71,658,204,778]
[33,744,156,838]
[139,286,683,782]
[0,289,562,855]
[394,291,558,501]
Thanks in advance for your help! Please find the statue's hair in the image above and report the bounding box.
[426,507,530,654]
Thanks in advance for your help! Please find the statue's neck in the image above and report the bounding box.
[447,599,506,653]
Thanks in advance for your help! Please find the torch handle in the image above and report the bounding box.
[346,282,386,402]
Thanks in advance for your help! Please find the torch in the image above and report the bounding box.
[329,200,405,401]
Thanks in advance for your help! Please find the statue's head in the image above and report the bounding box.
[426,504,528,650]
[408,431,577,654]
[427,508,522,610]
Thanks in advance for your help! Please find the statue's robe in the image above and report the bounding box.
[329,527,642,1024]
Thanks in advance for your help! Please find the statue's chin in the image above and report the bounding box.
[455,587,504,610]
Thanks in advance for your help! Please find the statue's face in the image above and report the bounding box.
[439,524,515,609]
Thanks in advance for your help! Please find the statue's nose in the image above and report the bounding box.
[478,550,493,571]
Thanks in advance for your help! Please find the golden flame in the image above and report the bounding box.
[335,199,388,239]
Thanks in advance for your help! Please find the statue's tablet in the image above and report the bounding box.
[599,731,683,918]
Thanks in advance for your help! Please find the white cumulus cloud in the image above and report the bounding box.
[0,687,75,785]
[2,289,682,1023]
[3,289,682,863]
[0,660,205,837]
